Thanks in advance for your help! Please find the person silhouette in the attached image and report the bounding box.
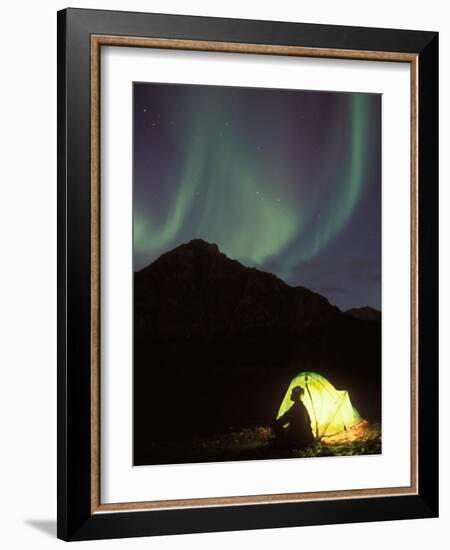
[274,386,314,448]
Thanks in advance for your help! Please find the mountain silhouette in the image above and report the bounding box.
[346,306,381,321]
[135,238,341,342]
[133,239,381,465]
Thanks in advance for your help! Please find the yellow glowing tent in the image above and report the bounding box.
[276,372,366,443]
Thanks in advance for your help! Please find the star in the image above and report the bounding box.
[133,82,380,312]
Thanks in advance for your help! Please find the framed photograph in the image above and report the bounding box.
[57,8,438,541]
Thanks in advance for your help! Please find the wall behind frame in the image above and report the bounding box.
[0,1,446,549]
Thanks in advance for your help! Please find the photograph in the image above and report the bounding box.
[132,82,382,466]
[53,5,438,542]
[0,0,442,545]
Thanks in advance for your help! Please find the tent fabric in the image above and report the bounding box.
[276,372,363,440]
[321,419,368,445]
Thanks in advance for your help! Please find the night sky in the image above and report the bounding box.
[133,82,381,311]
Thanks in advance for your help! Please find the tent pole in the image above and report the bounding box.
[305,382,319,440]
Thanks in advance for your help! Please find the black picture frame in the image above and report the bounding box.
[57,7,438,541]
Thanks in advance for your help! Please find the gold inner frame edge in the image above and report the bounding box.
[90,34,419,514]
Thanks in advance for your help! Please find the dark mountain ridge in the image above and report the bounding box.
[346,306,381,321]
[135,238,341,342]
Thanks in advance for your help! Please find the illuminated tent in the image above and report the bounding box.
[276,372,367,443]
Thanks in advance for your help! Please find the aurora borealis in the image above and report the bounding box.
[133,83,381,310]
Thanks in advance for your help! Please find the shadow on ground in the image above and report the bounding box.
[25,519,56,538]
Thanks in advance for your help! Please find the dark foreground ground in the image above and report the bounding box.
[134,424,381,466]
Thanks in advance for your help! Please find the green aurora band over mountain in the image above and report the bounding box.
[133,83,381,310]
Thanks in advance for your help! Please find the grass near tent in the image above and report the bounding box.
[143,424,381,465]
[291,423,381,458]
[193,423,381,461]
